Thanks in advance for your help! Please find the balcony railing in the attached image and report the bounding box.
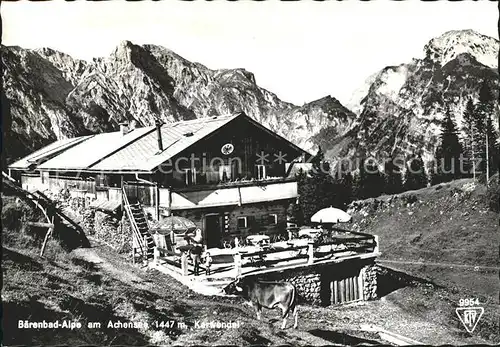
[152,229,379,277]
[173,176,297,193]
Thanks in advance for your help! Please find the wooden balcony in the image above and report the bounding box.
[173,176,297,193]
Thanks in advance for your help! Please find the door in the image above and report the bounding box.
[205,214,222,248]
[330,270,364,305]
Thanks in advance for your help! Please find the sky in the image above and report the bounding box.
[2,0,497,106]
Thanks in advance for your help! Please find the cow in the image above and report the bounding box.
[223,277,298,329]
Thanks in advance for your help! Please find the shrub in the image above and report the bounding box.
[486,174,499,212]
[2,200,24,231]
[2,194,47,249]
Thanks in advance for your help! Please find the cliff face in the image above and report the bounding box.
[2,41,356,163]
[333,30,499,166]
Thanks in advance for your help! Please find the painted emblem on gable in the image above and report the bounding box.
[221,143,234,155]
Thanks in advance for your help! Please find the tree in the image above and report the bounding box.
[340,171,354,206]
[310,147,335,209]
[404,154,428,190]
[383,156,403,195]
[296,168,316,225]
[461,98,477,178]
[354,157,384,199]
[351,170,362,201]
[475,81,497,182]
[485,113,499,181]
[352,155,368,199]
[296,148,336,223]
[365,158,385,198]
[331,159,355,207]
[435,106,464,183]
[330,171,354,210]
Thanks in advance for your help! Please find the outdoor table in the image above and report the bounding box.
[246,235,270,246]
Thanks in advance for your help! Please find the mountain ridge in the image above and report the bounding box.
[2,29,498,170]
[1,40,356,164]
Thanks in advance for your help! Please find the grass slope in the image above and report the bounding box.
[346,179,499,342]
[2,179,498,345]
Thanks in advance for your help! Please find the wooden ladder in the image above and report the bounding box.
[122,188,155,263]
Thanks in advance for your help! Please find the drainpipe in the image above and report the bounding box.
[135,173,159,220]
[120,175,124,215]
[167,187,172,217]
[155,185,160,220]
[135,172,154,185]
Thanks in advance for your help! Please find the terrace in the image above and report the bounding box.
[149,227,380,295]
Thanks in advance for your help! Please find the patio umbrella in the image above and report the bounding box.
[152,215,197,246]
[311,207,352,224]
[152,216,197,234]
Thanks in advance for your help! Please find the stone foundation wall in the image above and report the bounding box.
[288,272,322,305]
[362,264,378,301]
[254,268,322,305]
[81,209,95,234]
[28,187,136,256]
[246,258,378,306]
[92,210,132,253]
[244,260,379,305]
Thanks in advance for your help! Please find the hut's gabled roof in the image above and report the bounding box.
[9,135,92,169]
[11,113,310,173]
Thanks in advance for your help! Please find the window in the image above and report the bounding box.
[268,214,278,225]
[219,165,231,182]
[206,169,219,184]
[184,168,197,185]
[96,174,106,187]
[237,217,248,229]
[108,175,121,188]
[256,165,266,180]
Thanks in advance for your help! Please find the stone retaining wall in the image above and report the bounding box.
[247,258,378,306]
[362,264,378,300]
[91,210,133,253]
[82,209,95,235]
[255,268,323,305]
[60,196,133,255]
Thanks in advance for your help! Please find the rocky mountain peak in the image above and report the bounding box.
[113,40,134,56]
[334,30,499,170]
[424,29,499,68]
[308,95,339,106]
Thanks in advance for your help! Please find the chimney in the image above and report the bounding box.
[119,121,129,136]
[156,119,163,152]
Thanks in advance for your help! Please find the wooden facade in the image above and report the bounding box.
[152,116,302,189]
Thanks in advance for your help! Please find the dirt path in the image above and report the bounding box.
[72,247,146,285]
[379,259,500,270]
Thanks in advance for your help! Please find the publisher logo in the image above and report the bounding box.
[456,298,484,333]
